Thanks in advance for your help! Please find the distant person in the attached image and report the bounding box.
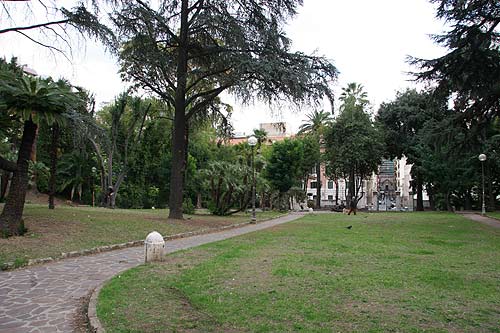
[106,186,114,207]
[347,197,357,215]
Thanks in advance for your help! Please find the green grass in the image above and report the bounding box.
[98,212,500,333]
[0,204,282,269]
[487,211,500,220]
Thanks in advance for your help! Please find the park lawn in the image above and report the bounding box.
[98,212,500,333]
[0,204,282,269]
[487,211,500,220]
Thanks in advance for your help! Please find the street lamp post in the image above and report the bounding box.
[248,136,258,223]
[91,166,97,207]
[478,154,487,215]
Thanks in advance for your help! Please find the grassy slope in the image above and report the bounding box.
[98,212,500,333]
[0,204,281,268]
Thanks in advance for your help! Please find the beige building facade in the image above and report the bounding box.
[305,158,415,210]
[229,122,416,210]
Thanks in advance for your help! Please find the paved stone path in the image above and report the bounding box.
[0,213,305,333]
[457,211,500,229]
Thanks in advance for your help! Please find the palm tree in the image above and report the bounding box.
[57,150,87,203]
[298,110,333,136]
[0,63,80,237]
[337,82,371,209]
[298,110,333,208]
[201,160,252,216]
[339,82,369,110]
[253,128,268,149]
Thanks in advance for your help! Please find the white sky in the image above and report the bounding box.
[0,0,448,135]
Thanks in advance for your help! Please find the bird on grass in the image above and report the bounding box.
[346,225,352,229]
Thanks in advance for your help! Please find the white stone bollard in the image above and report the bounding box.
[309,207,314,213]
[144,231,165,263]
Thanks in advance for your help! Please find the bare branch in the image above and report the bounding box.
[186,66,233,93]
[0,155,17,173]
[186,84,231,119]
[136,103,151,141]
[43,25,72,55]
[15,30,71,62]
[0,19,69,34]
[186,83,231,107]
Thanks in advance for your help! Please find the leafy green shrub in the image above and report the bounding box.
[182,198,195,214]
[116,183,144,209]
[144,186,160,209]
[29,161,49,193]
[201,161,252,216]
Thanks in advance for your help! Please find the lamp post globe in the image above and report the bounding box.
[478,154,487,215]
[248,136,258,222]
[248,135,257,147]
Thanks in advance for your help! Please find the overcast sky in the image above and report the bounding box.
[0,0,448,135]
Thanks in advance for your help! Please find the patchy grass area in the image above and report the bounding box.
[487,211,500,220]
[98,212,500,333]
[0,204,282,269]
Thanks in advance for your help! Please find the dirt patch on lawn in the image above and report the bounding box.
[174,216,239,228]
[101,249,245,333]
[144,215,241,229]
[26,216,84,237]
[24,191,67,206]
[0,217,85,263]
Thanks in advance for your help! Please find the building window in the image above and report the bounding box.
[328,180,334,189]
[328,195,333,201]
[310,181,317,189]
[307,193,313,197]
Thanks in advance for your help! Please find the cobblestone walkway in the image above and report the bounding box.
[0,213,305,333]
[457,211,500,229]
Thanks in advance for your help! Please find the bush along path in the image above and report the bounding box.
[0,212,304,333]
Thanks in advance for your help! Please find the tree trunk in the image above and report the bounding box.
[416,173,424,211]
[184,125,189,184]
[335,180,339,205]
[0,171,10,201]
[196,192,202,209]
[110,191,117,208]
[486,166,495,211]
[0,120,37,237]
[88,138,107,206]
[315,162,321,209]
[99,172,107,206]
[109,172,126,209]
[30,127,38,161]
[428,189,435,211]
[168,0,189,220]
[348,169,355,205]
[464,188,472,210]
[48,125,59,209]
[106,147,113,207]
[445,191,452,212]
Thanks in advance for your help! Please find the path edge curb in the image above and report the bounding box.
[1,213,288,271]
[486,214,500,222]
[88,279,109,333]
